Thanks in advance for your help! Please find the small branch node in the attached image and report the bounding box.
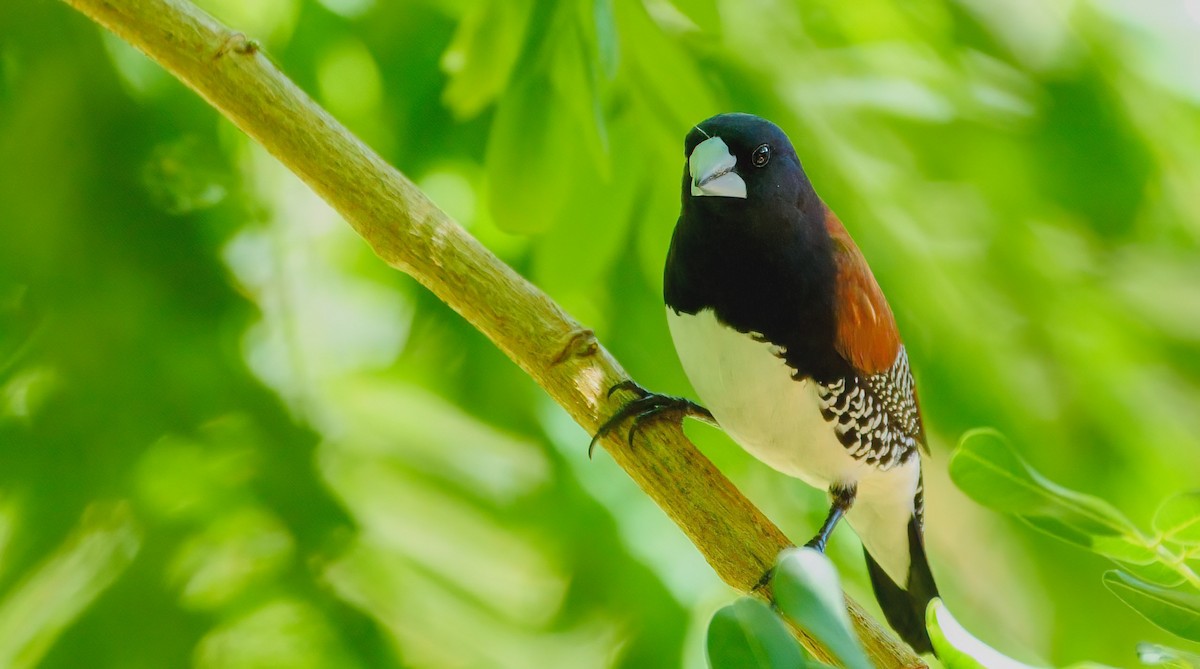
[552,327,597,365]
[750,570,775,599]
[214,32,259,60]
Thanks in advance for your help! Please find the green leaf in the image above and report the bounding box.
[772,548,871,669]
[549,5,609,175]
[1114,559,1188,588]
[949,429,1053,511]
[590,0,619,79]
[0,284,38,382]
[1103,571,1200,642]
[440,0,533,119]
[1090,534,1161,564]
[950,429,1136,538]
[926,599,1043,669]
[706,598,811,669]
[483,76,581,234]
[531,115,640,296]
[664,0,721,32]
[614,0,718,131]
[1155,492,1200,547]
[1138,642,1200,668]
[1020,516,1097,550]
[0,503,141,668]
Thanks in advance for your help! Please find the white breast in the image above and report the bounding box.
[666,306,921,585]
[666,307,870,490]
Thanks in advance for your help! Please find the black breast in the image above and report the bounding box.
[663,197,853,384]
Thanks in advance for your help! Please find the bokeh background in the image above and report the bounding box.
[3,0,1200,666]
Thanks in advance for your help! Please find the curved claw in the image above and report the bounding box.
[607,379,644,399]
[588,391,662,458]
[588,381,713,458]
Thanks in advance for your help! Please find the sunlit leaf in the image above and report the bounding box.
[950,429,1136,537]
[193,598,354,669]
[1020,516,1096,550]
[440,0,533,119]
[549,5,608,174]
[169,506,295,611]
[590,0,619,79]
[1103,571,1200,642]
[531,114,640,296]
[484,76,582,234]
[705,598,810,669]
[1114,559,1188,589]
[0,503,141,668]
[663,0,720,32]
[1155,492,1200,547]
[772,548,870,669]
[614,0,718,131]
[926,599,1043,669]
[1090,534,1160,564]
[950,430,1053,510]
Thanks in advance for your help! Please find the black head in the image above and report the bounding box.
[682,113,820,225]
[667,114,845,380]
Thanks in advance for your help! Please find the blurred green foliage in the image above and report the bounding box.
[951,429,1200,637]
[3,0,1200,667]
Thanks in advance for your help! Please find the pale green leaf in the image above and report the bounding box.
[948,429,1045,510]
[1103,571,1200,642]
[591,0,619,79]
[950,429,1136,538]
[926,599,1044,669]
[483,77,581,234]
[1114,560,1188,588]
[663,0,720,32]
[548,6,608,175]
[1155,492,1200,547]
[1020,516,1096,550]
[0,503,141,668]
[440,0,533,119]
[1091,534,1160,564]
[614,0,718,131]
[531,115,640,295]
[772,548,871,669]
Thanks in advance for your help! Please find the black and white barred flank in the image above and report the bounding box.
[815,347,923,469]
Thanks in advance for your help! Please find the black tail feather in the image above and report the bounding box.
[864,515,939,656]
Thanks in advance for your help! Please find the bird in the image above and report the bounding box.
[592,112,939,654]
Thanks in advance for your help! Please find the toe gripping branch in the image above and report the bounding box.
[587,380,715,458]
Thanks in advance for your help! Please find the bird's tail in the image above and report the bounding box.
[847,465,939,656]
[863,514,939,655]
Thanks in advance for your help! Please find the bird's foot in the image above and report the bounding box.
[587,380,714,458]
[802,536,828,553]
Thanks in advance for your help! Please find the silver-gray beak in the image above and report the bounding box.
[689,136,747,199]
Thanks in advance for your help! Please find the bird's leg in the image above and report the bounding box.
[588,380,715,458]
[804,484,857,553]
[755,484,856,591]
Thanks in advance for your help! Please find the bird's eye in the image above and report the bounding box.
[751,144,771,168]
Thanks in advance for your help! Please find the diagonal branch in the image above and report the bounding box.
[58,0,926,666]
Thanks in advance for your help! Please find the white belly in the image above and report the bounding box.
[666,307,871,490]
[667,307,922,584]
